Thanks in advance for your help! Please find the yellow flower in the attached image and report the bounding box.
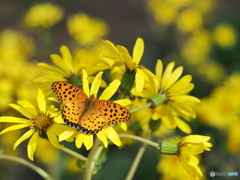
[0,89,68,161]
[213,24,237,48]
[176,9,203,33]
[35,45,109,90]
[103,38,156,93]
[67,12,109,46]
[23,3,64,28]
[178,135,212,180]
[58,70,131,150]
[135,60,200,133]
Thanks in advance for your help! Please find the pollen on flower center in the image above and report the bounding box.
[31,112,54,135]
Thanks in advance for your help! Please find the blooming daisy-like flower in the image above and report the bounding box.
[58,69,131,150]
[103,38,156,93]
[132,60,200,133]
[178,135,212,180]
[35,45,109,90]
[0,89,69,160]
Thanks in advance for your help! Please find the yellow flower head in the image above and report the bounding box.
[67,12,109,46]
[178,135,212,179]
[23,3,64,28]
[213,24,237,48]
[103,38,156,93]
[0,89,68,161]
[35,45,109,90]
[58,70,131,150]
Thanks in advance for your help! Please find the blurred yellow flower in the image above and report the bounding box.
[58,70,131,150]
[0,89,68,161]
[213,24,237,48]
[67,12,108,46]
[23,3,64,28]
[176,9,203,33]
[0,29,35,61]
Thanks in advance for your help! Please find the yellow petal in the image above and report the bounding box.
[114,99,131,106]
[0,116,30,124]
[133,38,144,64]
[37,62,67,76]
[181,135,211,144]
[96,131,108,148]
[37,89,46,113]
[27,132,39,161]
[17,99,38,116]
[1,124,32,135]
[13,129,35,150]
[104,126,122,146]
[9,103,35,119]
[82,69,90,96]
[99,80,120,100]
[75,133,84,148]
[47,129,64,149]
[135,68,145,92]
[161,62,175,91]
[176,117,192,134]
[90,71,103,96]
[119,122,127,131]
[155,60,163,82]
[50,54,70,74]
[60,45,74,74]
[164,66,183,90]
[83,135,93,150]
[59,128,75,142]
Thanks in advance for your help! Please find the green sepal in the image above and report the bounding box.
[68,76,82,88]
[159,141,179,155]
[148,93,166,108]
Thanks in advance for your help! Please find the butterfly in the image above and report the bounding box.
[52,81,131,134]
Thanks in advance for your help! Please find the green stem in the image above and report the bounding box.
[83,138,103,180]
[129,102,152,113]
[0,155,53,180]
[125,145,147,180]
[119,134,159,148]
[61,147,87,161]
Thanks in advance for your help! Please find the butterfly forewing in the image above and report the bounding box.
[94,100,131,125]
[52,81,88,104]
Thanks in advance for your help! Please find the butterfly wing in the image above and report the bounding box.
[94,100,131,125]
[51,81,88,104]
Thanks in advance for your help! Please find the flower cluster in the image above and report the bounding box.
[0,37,211,179]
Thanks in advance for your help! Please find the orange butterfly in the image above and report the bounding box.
[52,81,131,134]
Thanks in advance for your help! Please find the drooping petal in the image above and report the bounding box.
[0,123,32,135]
[75,133,84,148]
[104,126,122,146]
[135,68,145,92]
[133,38,144,64]
[90,71,103,96]
[27,132,39,161]
[83,135,93,150]
[175,117,192,134]
[59,127,76,142]
[96,131,108,148]
[47,129,64,149]
[82,69,90,96]
[99,80,120,100]
[180,135,211,145]
[37,89,46,113]
[119,122,127,131]
[13,129,35,150]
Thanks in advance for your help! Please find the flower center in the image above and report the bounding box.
[31,112,54,135]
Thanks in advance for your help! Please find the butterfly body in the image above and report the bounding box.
[52,81,131,134]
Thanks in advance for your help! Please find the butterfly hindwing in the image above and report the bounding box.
[94,100,131,125]
[52,81,88,104]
